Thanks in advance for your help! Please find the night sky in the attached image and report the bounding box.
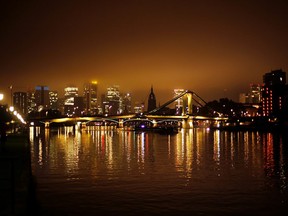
[1,0,288,105]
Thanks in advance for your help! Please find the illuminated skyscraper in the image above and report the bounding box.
[261,69,286,117]
[64,86,78,116]
[49,91,58,110]
[102,85,120,115]
[84,81,98,115]
[147,86,156,112]
[13,92,27,115]
[27,89,36,113]
[34,86,50,110]
[122,93,132,114]
[248,84,261,104]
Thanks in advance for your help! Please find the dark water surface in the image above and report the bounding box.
[30,126,288,216]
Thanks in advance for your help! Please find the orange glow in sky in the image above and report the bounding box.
[1,0,288,104]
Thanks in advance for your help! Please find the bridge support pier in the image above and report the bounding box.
[118,119,124,128]
[80,122,86,130]
[182,118,193,129]
[45,122,50,129]
[152,120,157,128]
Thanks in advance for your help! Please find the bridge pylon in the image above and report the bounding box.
[182,117,193,129]
[45,122,50,128]
[182,91,193,115]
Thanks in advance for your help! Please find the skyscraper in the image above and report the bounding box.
[102,85,120,115]
[248,84,261,104]
[147,86,156,112]
[122,93,132,114]
[261,69,286,117]
[64,86,78,116]
[34,86,50,110]
[13,92,27,115]
[49,91,59,110]
[83,81,98,115]
[27,89,36,113]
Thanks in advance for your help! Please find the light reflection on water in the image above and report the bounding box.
[30,126,288,215]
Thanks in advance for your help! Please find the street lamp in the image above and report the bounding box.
[0,93,3,102]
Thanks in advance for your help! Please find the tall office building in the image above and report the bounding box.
[248,84,261,104]
[27,89,36,113]
[261,69,286,117]
[64,86,78,116]
[49,91,59,110]
[74,96,85,116]
[102,85,121,115]
[83,81,98,115]
[122,93,132,114]
[13,92,27,115]
[147,86,156,112]
[34,86,50,110]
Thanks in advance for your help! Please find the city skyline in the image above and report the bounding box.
[1,0,288,104]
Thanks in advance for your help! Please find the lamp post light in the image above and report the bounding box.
[0,93,3,103]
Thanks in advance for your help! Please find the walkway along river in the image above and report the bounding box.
[30,126,288,216]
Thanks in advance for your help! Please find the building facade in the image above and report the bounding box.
[64,86,79,116]
[34,86,50,110]
[102,85,121,115]
[13,92,27,115]
[49,91,59,110]
[261,69,286,117]
[83,81,98,115]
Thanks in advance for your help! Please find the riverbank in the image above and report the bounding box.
[0,134,38,215]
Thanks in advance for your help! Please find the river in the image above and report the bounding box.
[29,126,288,216]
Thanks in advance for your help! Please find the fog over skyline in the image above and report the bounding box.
[1,0,288,105]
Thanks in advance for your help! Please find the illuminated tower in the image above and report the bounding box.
[249,84,261,104]
[64,86,78,116]
[49,91,58,110]
[13,92,27,115]
[147,86,156,112]
[261,69,286,117]
[34,86,50,110]
[174,89,185,115]
[102,85,121,115]
[84,81,98,115]
[122,93,132,114]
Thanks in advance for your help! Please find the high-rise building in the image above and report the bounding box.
[27,89,36,113]
[34,86,50,110]
[261,69,286,117]
[64,86,78,116]
[102,85,121,115]
[248,84,261,104]
[74,96,85,116]
[122,93,132,114]
[13,92,27,115]
[49,91,59,110]
[147,86,156,112]
[83,81,98,115]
